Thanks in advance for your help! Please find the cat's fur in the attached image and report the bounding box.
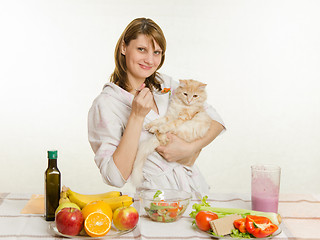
[131,79,213,186]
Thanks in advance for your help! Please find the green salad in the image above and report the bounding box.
[144,190,186,222]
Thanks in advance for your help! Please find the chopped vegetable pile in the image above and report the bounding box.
[144,190,186,223]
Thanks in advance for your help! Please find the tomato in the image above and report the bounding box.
[195,211,218,231]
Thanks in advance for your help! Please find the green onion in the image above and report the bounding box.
[189,196,282,225]
[153,190,163,200]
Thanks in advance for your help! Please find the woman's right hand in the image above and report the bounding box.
[113,83,154,180]
[131,83,153,118]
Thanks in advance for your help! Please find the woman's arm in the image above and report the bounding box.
[112,113,144,180]
[155,120,225,166]
[112,86,153,180]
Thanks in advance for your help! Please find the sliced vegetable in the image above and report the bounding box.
[233,218,247,233]
[245,215,278,238]
[195,211,218,231]
[190,196,281,225]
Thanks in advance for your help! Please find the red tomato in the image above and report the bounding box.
[195,211,218,231]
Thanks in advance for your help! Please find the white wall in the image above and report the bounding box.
[1,0,319,195]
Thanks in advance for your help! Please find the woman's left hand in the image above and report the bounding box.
[156,133,201,166]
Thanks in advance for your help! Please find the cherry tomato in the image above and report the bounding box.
[195,211,219,231]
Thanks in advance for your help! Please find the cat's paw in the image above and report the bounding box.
[144,123,153,131]
[158,125,170,133]
[147,125,159,133]
[158,133,169,145]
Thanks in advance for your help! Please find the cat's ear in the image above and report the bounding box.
[179,80,187,87]
[199,83,207,89]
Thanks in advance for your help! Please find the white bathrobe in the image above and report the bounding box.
[88,73,225,193]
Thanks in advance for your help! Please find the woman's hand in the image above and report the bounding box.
[155,120,225,166]
[156,133,200,166]
[113,83,155,180]
[131,83,154,119]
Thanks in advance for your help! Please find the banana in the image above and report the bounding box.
[101,195,134,211]
[66,188,123,209]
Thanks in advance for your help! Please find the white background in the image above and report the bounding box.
[1,0,319,195]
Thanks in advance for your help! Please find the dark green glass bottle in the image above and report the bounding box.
[45,150,61,221]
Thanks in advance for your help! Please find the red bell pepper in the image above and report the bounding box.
[245,215,278,238]
[233,218,247,233]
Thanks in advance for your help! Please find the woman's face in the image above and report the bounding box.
[121,34,162,87]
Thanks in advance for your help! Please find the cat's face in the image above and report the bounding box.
[175,79,207,106]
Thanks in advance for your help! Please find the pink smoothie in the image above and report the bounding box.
[251,166,280,213]
[251,195,279,213]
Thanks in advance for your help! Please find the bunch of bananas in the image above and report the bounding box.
[59,186,134,210]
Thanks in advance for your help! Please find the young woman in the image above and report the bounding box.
[88,18,225,193]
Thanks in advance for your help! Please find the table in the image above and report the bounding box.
[0,192,319,239]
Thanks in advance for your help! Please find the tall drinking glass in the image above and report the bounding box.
[251,164,281,213]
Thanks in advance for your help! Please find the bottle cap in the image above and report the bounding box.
[48,150,58,159]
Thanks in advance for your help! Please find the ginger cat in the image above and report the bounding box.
[131,79,212,186]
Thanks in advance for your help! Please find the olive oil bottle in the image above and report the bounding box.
[45,150,61,221]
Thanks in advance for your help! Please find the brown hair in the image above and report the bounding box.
[110,18,166,92]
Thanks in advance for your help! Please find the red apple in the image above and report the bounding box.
[55,207,84,236]
[113,206,139,231]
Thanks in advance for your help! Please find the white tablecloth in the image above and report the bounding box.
[1,192,319,239]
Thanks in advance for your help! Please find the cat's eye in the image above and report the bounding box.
[183,93,188,96]
[193,95,198,97]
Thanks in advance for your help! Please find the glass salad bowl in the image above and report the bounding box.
[139,189,192,223]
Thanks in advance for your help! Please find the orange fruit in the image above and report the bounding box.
[82,201,113,220]
[84,212,111,237]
